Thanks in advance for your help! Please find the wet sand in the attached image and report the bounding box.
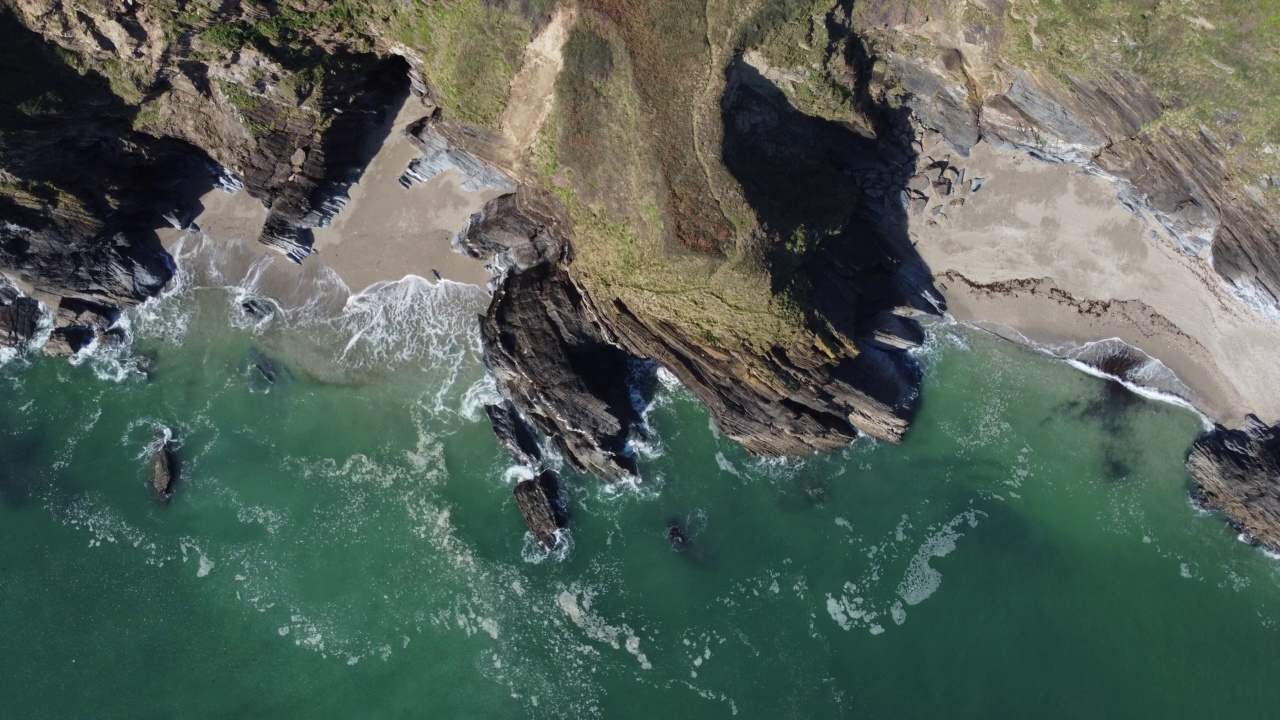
[311,97,505,291]
[160,94,501,295]
[910,140,1280,425]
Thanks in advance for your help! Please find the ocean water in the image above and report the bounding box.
[3,239,1280,719]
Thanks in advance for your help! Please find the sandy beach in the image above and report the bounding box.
[910,139,1280,425]
[311,96,505,291]
[159,93,501,297]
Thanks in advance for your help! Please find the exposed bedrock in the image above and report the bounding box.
[150,430,177,500]
[246,55,414,262]
[0,277,43,351]
[485,400,544,468]
[0,12,215,354]
[1187,417,1280,551]
[478,243,925,479]
[465,23,944,480]
[513,470,566,550]
[482,259,643,481]
[854,5,1280,320]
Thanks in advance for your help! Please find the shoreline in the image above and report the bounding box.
[910,139,1280,427]
[310,95,504,292]
[159,93,500,297]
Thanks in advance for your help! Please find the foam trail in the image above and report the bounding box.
[951,320,1211,427]
[1063,358,1212,428]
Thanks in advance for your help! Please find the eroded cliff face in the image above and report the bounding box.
[835,2,1280,539]
[6,1,1280,545]
[848,1,1280,320]
[1,1,427,353]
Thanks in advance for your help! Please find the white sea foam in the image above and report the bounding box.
[459,374,502,422]
[714,452,740,476]
[956,319,1210,427]
[1062,356,1212,429]
[556,584,651,668]
[523,529,574,564]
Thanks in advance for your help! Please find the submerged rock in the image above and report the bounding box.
[1186,415,1280,550]
[246,347,291,393]
[151,431,177,499]
[513,471,565,550]
[665,521,691,551]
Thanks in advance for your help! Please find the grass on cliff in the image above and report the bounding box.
[1009,0,1280,189]
[536,16,811,352]
[753,0,857,122]
[386,0,545,127]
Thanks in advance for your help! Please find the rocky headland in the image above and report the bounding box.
[3,1,1280,549]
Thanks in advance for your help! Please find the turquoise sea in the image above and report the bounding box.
[3,234,1279,719]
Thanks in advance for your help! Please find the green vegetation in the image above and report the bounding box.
[1006,0,1280,176]
[755,0,857,121]
[537,17,811,352]
[852,0,1280,194]
[214,78,274,137]
[386,0,537,127]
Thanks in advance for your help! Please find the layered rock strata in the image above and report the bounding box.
[1187,417,1280,551]
[854,4,1280,320]
[461,186,929,482]
[512,471,566,550]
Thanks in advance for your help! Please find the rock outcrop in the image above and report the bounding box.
[485,401,544,468]
[0,277,43,351]
[852,4,1280,320]
[512,471,565,550]
[150,431,176,499]
[1187,416,1280,551]
[461,186,927,481]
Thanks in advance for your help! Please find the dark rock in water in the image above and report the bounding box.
[43,297,117,356]
[240,297,275,320]
[1186,415,1280,550]
[151,432,177,499]
[1102,450,1131,483]
[513,471,565,550]
[247,348,291,392]
[665,521,691,551]
[482,260,643,481]
[485,401,542,466]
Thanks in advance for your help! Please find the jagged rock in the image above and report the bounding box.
[485,401,543,466]
[0,278,42,350]
[1187,416,1280,550]
[249,56,411,263]
[513,471,565,549]
[465,187,925,479]
[482,261,642,481]
[150,432,176,499]
[453,190,568,276]
[42,297,116,356]
[400,116,515,194]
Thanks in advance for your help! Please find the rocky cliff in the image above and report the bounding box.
[1187,417,1280,552]
[5,1,1280,545]
[1,1,425,353]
